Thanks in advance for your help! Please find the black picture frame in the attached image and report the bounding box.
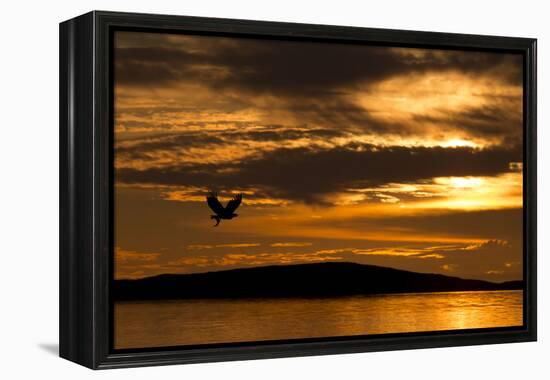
[59,10,537,369]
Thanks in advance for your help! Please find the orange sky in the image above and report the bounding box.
[113,31,523,282]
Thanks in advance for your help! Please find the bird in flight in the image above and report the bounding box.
[206,192,243,227]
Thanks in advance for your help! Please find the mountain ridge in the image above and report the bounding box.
[113,261,523,300]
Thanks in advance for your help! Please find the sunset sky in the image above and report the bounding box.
[113,31,523,282]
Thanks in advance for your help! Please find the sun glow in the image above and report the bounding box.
[440,139,479,148]
[435,176,485,189]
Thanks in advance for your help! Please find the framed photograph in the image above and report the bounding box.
[59,11,537,369]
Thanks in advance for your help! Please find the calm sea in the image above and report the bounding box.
[114,290,523,349]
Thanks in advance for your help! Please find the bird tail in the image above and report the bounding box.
[211,215,221,227]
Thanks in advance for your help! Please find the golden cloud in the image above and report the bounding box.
[270,242,313,247]
[115,247,160,263]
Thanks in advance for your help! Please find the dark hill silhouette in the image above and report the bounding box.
[113,262,523,300]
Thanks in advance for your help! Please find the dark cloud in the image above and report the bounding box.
[116,133,226,158]
[115,127,348,160]
[115,33,523,140]
[114,39,407,90]
[116,143,521,204]
[413,103,523,142]
[231,127,346,142]
[114,46,210,86]
[115,32,523,93]
[281,98,403,135]
[415,50,522,85]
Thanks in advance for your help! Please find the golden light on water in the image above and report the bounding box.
[115,290,523,348]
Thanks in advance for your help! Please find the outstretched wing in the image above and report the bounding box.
[225,193,242,214]
[206,192,225,215]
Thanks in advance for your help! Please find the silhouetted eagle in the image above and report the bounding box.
[206,192,242,227]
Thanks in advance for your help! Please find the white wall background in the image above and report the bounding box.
[0,0,547,378]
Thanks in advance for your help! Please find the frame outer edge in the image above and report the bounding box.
[59,11,96,369]
[93,10,114,368]
[57,10,538,369]
[526,39,537,340]
[59,17,71,362]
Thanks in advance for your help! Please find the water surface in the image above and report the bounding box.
[114,290,522,349]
